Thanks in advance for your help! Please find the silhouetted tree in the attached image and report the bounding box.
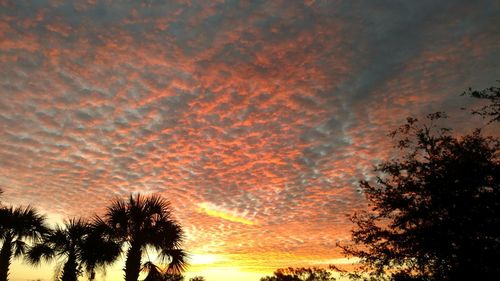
[142,261,164,281]
[160,274,184,281]
[142,261,184,281]
[27,219,86,281]
[340,111,500,281]
[80,222,121,281]
[0,206,49,281]
[188,276,206,281]
[26,219,120,281]
[463,83,500,123]
[157,273,183,281]
[260,267,337,281]
[98,194,187,281]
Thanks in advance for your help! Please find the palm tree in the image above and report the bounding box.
[142,261,164,281]
[100,194,187,281]
[81,220,121,281]
[0,205,49,281]
[142,261,184,281]
[26,218,120,281]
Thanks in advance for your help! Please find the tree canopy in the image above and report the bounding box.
[260,267,337,281]
[463,83,500,124]
[340,109,500,281]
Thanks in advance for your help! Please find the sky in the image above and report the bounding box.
[0,0,499,280]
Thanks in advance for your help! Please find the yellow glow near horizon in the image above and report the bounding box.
[197,202,257,225]
[10,261,269,281]
[190,253,221,265]
[187,267,268,281]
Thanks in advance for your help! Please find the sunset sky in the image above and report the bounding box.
[1,1,499,281]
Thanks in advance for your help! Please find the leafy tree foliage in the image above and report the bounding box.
[463,83,500,123]
[260,267,337,281]
[0,206,49,281]
[341,111,500,281]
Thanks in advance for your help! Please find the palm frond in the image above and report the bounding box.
[151,220,184,251]
[13,239,27,257]
[142,261,164,281]
[161,249,188,274]
[0,205,49,254]
[144,195,171,219]
[106,198,129,238]
[26,243,55,265]
[16,205,50,241]
[141,261,162,273]
[65,218,89,244]
[80,224,121,278]
[48,226,72,253]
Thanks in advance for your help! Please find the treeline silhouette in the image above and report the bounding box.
[1,84,499,281]
[0,194,198,281]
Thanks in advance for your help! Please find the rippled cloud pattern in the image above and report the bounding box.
[1,0,499,278]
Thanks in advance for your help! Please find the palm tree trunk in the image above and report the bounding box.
[60,252,78,281]
[88,270,96,281]
[124,242,142,281]
[0,235,13,281]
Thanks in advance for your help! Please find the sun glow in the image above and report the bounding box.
[188,267,267,281]
[190,253,220,265]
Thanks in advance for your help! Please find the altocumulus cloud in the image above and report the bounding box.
[0,0,499,273]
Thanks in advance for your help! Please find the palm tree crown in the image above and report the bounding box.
[100,194,187,281]
[26,218,120,281]
[0,205,49,281]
